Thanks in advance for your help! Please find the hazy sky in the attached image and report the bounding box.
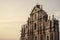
[0,0,60,40]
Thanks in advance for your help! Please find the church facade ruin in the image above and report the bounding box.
[20,5,59,40]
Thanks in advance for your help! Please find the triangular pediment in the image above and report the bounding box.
[30,5,48,17]
[31,5,40,13]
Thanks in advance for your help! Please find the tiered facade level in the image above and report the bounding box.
[20,5,59,40]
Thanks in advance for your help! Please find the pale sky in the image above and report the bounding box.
[0,0,60,40]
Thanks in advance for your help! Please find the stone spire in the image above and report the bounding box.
[52,15,54,20]
[49,16,51,20]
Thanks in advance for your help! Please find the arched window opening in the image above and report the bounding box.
[34,23,36,30]
[35,36,37,40]
[47,36,49,40]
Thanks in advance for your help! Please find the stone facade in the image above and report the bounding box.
[20,5,59,40]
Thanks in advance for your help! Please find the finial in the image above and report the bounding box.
[49,16,51,20]
[52,15,54,20]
